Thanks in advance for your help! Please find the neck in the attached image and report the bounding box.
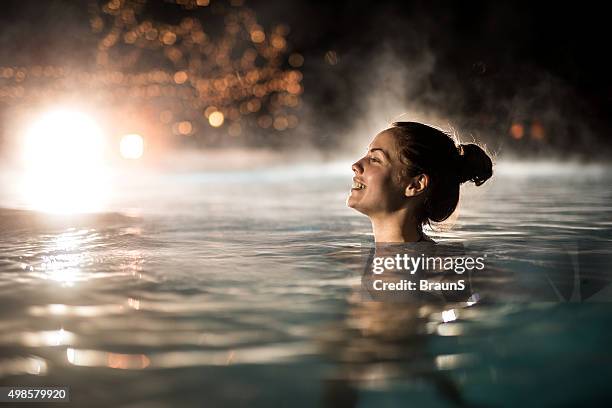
[370,209,422,243]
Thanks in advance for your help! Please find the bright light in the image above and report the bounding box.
[208,111,224,127]
[18,109,109,214]
[119,134,144,159]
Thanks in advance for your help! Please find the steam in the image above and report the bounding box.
[330,44,609,162]
[338,47,449,158]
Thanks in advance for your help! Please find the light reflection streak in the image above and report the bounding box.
[39,262,80,286]
[0,328,74,347]
[441,309,458,323]
[436,323,464,337]
[152,342,316,367]
[435,353,475,370]
[25,228,142,287]
[355,364,403,390]
[21,328,74,347]
[127,297,140,310]
[67,348,151,369]
[0,356,48,377]
[65,342,314,369]
[29,303,125,317]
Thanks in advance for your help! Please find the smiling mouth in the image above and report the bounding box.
[351,181,366,190]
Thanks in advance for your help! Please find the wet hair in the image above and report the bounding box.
[389,121,493,224]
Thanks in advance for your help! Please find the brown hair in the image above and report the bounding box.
[389,121,493,224]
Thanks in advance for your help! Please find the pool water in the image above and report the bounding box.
[1,161,611,407]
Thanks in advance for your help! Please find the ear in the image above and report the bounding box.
[404,174,429,197]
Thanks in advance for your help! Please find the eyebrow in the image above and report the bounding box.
[368,147,390,160]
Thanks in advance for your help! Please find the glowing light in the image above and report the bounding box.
[271,35,286,49]
[435,353,473,370]
[161,31,177,45]
[177,121,193,135]
[173,70,188,84]
[441,309,457,323]
[287,83,302,95]
[22,110,104,167]
[67,348,150,369]
[120,134,144,159]
[22,328,74,347]
[250,30,265,43]
[1,357,48,376]
[0,0,303,142]
[510,123,524,139]
[208,111,224,127]
[436,323,464,336]
[107,352,150,370]
[19,109,109,214]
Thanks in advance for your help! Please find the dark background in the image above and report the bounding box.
[0,0,609,159]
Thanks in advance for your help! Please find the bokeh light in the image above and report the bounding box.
[120,134,144,159]
[509,123,524,140]
[208,111,225,127]
[0,0,303,146]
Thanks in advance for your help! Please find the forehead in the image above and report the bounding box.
[368,130,399,156]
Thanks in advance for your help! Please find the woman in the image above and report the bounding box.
[348,121,493,243]
[320,123,493,407]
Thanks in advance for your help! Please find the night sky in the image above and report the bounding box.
[0,0,609,159]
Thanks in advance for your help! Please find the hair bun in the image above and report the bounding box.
[457,143,493,186]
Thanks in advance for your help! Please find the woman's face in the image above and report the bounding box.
[347,130,408,216]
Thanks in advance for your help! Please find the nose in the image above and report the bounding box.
[352,159,364,175]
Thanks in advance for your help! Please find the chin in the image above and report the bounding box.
[346,195,358,209]
[348,189,374,215]
[347,197,367,215]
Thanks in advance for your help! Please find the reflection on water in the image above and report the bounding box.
[321,293,469,406]
[0,162,612,407]
[67,348,150,370]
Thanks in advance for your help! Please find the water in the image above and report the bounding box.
[1,161,612,407]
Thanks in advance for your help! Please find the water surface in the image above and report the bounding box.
[1,162,611,407]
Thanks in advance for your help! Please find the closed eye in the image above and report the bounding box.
[368,156,381,163]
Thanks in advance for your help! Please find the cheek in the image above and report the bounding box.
[367,169,403,197]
